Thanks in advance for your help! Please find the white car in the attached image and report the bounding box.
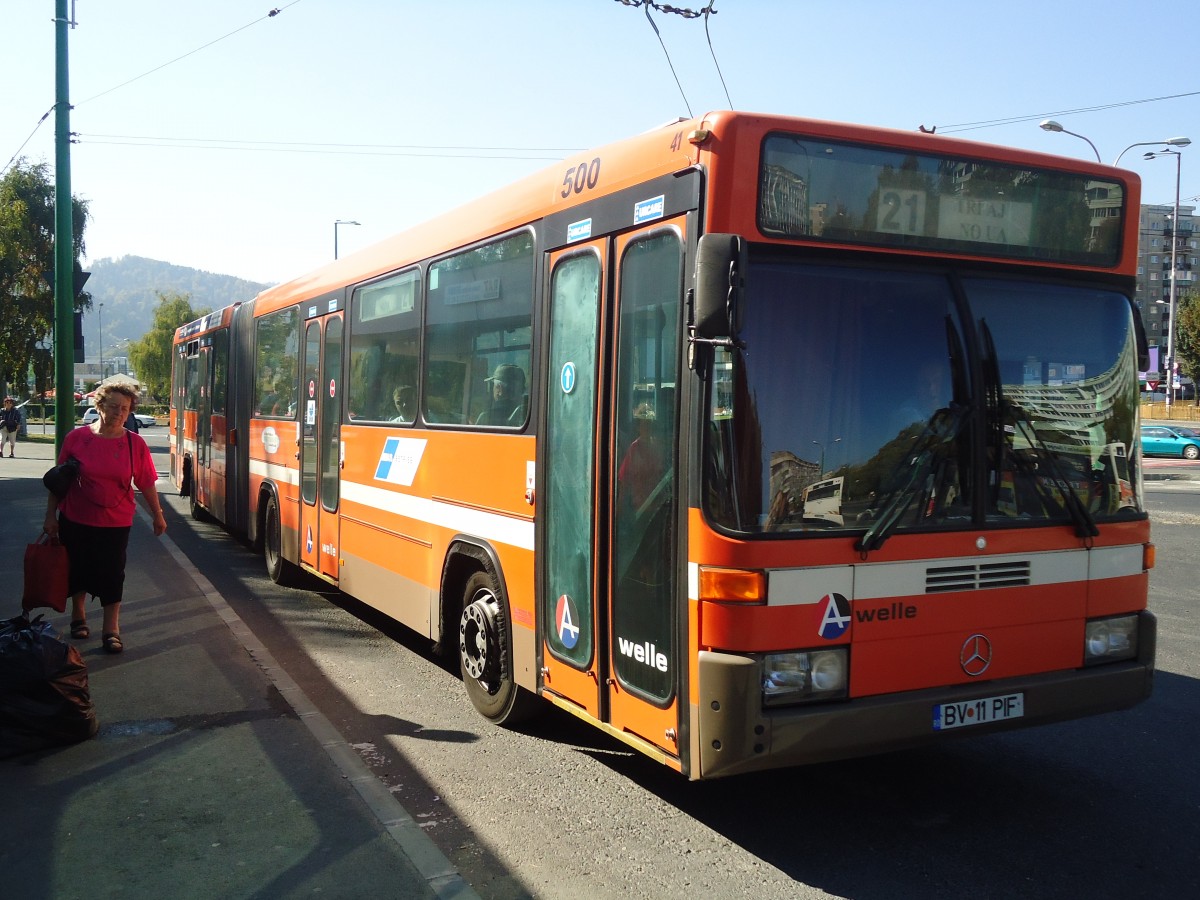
[81,408,156,427]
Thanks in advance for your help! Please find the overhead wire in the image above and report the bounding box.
[6,4,1192,179]
[3,4,304,174]
[936,89,1200,134]
[638,2,692,118]
[703,4,733,109]
[1,107,54,176]
[73,132,581,161]
[77,2,303,106]
[615,2,731,115]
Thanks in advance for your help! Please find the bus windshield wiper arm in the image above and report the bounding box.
[857,402,969,553]
[978,319,1096,538]
[1005,401,1099,539]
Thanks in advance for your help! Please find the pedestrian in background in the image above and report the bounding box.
[1,397,20,457]
[43,380,167,654]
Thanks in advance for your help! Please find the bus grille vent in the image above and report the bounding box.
[925,561,1031,593]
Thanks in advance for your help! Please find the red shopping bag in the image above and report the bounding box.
[22,534,69,614]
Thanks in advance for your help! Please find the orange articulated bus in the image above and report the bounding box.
[172,111,1155,779]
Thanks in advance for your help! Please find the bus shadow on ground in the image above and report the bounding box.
[593,669,1198,899]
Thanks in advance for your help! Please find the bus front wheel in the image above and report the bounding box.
[263,494,297,586]
[458,571,539,725]
[189,480,210,522]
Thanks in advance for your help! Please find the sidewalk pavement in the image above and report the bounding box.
[0,438,477,899]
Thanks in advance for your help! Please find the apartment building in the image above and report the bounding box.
[1135,202,1198,371]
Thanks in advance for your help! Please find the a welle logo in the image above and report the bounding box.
[616,636,668,673]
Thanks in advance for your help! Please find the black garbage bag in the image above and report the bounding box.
[0,615,99,757]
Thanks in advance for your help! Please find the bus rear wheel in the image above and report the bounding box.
[458,572,539,724]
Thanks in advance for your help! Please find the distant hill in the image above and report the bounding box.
[84,256,271,361]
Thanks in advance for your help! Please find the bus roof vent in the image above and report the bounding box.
[925,561,1031,593]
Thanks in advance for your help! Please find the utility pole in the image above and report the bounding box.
[53,0,75,452]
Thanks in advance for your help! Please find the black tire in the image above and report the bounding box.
[189,480,210,522]
[458,571,540,724]
[263,493,297,585]
[1184,444,1199,461]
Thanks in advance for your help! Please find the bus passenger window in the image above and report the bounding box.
[391,386,416,423]
[476,364,526,426]
[425,231,533,429]
[348,269,420,424]
[254,307,300,418]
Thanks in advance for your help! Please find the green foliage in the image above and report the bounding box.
[0,160,90,396]
[127,292,209,401]
[1174,288,1200,399]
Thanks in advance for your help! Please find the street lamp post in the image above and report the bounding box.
[1037,121,1191,165]
[334,219,361,259]
[98,303,104,380]
[1040,125,1193,409]
[1144,147,1186,412]
[812,437,841,474]
[1039,120,1101,162]
[1114,136,1191,166]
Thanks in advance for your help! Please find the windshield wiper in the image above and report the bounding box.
[1004,402,1099,538]
[857,402,971,553]
[978,320,1097,539]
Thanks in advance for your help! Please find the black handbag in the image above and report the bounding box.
[42,457,81,500]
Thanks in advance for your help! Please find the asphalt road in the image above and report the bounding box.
[145,430,1200,900]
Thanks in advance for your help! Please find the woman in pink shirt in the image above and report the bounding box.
[43,382,167,653]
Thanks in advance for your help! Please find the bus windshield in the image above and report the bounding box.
[703,261,1145,537]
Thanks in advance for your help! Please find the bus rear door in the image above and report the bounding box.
[298,311,344,581]
[191,330,230,520]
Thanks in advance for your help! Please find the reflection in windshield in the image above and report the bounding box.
[703,262,1144,538]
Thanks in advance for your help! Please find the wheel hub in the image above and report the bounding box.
[460,595,499,682]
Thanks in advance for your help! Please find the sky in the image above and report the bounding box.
[3,0,1199,289]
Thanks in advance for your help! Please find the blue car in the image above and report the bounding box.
[1140,424,1200,460]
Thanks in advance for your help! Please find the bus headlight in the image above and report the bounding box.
[1084,615,1138,665]
[762,648,848,707]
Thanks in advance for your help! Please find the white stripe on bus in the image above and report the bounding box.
[340,481,534,552]
[688,546,1144,605]
[248,458,300,486]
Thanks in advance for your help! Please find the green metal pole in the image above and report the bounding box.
[53,0,74,453]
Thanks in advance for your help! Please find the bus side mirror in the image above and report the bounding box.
[694,233,747,340]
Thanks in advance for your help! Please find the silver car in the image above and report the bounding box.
[81,407,156,428]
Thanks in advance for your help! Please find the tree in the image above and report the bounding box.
[0,160,90,396]
[1173,287,1200,403]
[128,292,209,401]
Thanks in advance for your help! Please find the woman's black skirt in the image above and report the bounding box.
[59,512,131,607]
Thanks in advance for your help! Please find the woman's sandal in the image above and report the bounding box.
[70,620,90,640]
[102,632,123,654]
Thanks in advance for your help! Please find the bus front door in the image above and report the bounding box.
[542,220,685,761]
[298,313,344,581]
[542,240,607,721]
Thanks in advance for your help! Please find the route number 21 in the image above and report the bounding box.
[877,189,927,235]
